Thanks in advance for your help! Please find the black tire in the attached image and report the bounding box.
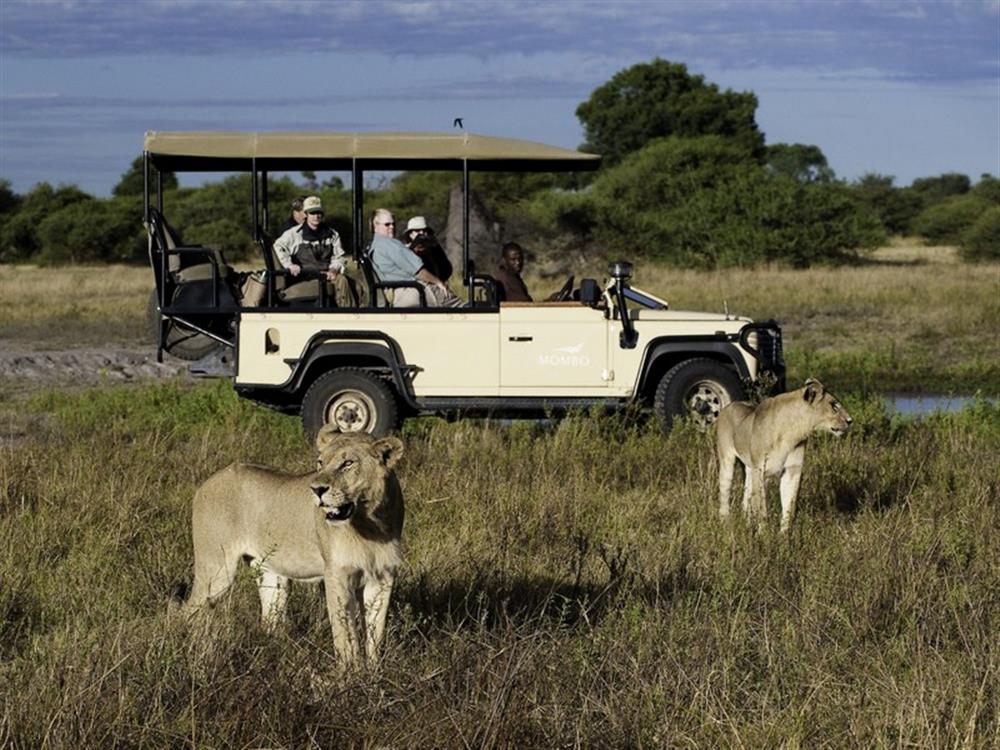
[653,358,744,433]
[146,289,221,362]
[301,369,399,438]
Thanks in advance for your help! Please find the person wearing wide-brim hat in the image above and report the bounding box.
[402,215,452,283]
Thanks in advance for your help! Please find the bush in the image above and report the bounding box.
[529,136,883,268]
[850,174,923,235]
[959,206,1000,262]
[0,183,92,261]
[34,195,145,264]
[910,194,991,244]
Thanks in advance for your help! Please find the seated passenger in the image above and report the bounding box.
[272,195,352,306]
[277,195,307,235]
[369,209,458,308]
[403,216,453,282]
[494,242,532,302]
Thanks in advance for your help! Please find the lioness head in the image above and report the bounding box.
[803,378,853,436]
[310,425,404,525]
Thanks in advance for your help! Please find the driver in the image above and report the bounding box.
[494,242,532,302]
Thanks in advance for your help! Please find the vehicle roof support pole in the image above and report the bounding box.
[352,158,362,260]
[463,159,470,301]
[261,170,269,238]
[142,151,149,223]
[251,158,259,239]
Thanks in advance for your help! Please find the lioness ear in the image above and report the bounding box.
[803,378,824,404]
[373,436,404,469]
[315,423,342,453]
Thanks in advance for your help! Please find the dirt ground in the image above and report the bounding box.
[0,341,187,388]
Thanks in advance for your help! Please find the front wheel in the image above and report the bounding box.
[301,369,399,438]
[653,358,744,433]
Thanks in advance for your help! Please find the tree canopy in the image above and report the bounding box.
[113,155,178,198]
[575,58,765,166]
[766,143,835,183]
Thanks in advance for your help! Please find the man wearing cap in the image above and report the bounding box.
[370,208,457,307]
[403,215,452,282]
[272,195,352,305]
[277,195,307,235]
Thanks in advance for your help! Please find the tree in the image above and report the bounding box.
[911,194,993,244]
[575,58,765,166]
[909,173,970,203]
[35,195,144,264]
[113,155,177,198]
[0,182,91,261]
[960,206,1000,262]
[0,179,20,218]
[851,173,922,235]
[531,136,881,268]
[766,143,835,183]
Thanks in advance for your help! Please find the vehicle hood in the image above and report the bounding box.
[632,308,752,324]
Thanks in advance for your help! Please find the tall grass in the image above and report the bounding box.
[2,383,998,747]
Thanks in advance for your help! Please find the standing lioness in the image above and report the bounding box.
[178,425,405,665]
[717,378,852,532]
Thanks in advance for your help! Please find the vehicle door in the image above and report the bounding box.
[499,304,611,391]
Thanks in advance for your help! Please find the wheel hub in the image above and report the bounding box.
[685,380,730,429]
[327,390,375,432]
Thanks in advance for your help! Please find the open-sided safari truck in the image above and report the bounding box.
[144,130,785,436]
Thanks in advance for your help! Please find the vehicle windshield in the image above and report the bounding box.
[623,286,667,310]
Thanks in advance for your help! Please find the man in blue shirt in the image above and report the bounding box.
[369,208,456,307]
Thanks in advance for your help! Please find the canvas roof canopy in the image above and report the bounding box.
[144,131,601,172]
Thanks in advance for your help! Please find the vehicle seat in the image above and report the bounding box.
[358,245,426,307]
[147,206,232,282]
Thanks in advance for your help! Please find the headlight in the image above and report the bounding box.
[608,260,633,281]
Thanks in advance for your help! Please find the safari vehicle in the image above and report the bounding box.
[144,131,785,436]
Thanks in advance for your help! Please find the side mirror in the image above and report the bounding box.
[579,278,600,307]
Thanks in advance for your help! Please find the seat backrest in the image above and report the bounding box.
[358,244,389,307]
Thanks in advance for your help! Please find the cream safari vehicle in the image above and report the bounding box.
[144,131,785,436]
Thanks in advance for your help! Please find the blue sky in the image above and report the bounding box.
[1,0,997,196]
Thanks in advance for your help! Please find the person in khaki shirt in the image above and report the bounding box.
[272,195,353,306]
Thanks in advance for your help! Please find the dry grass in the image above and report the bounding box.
[1,383,998,747]
[0,264,152,348]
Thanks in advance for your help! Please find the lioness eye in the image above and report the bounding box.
[340,459,354,470]
[832,403,840,411]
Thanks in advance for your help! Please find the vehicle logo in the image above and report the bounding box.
[539,343,590,368]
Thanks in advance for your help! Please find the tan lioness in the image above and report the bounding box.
[717,378,852,533]
[177,425,404,665]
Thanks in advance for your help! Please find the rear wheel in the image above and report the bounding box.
[301,369,399,438]
[653,358,743,433]
[146,289,221,361]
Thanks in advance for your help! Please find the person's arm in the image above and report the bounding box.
[273,230,301,276]
[416,267,447,290]
[326,232,346,278]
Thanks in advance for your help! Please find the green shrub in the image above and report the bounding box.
[34,195,145,264]
[529,136,883,268]
[850,174,923,235]
[911,194,992,244]
[959,205,1000,262]
[0,182,92,261]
